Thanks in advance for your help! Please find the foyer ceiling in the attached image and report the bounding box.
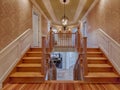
[36,0,95,26]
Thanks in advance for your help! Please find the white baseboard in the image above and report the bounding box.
[0,29,33,87]
[97,28,120,74]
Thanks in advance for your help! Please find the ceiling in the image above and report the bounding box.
[36,0,95,26]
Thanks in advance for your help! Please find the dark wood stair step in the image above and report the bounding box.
[87,48,100,52]
[87,52,103,57]
[30,48,42,51]
[17,64,41,67]
[84,72,120,83]
[88,64,113,72]
[10,72,44,83]
[10,72,44,77]
[87,57,107,64]
[17,64,42,72]
[26,52,42,57]
[22,57,42,63]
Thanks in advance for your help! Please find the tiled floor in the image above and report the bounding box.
[57,66,73,80]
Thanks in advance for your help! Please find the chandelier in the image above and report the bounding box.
[61,0,68,26]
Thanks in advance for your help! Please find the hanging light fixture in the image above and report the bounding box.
[61,0,68,26]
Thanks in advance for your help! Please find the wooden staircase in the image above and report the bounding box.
[9,48,45,83]
[84,48,120,83]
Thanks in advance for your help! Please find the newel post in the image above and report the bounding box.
[42,36,46,75]
[83,37,88,75]
[77,26,81,51]
[49,27,53,52]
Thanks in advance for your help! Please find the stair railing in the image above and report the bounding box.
[73,35,88,80]
[42,31,57,80]
[47,59,57,80]
[49,30,54,52]
[42,36,47,75]
[73,54,81,80]
[81,37,88,76]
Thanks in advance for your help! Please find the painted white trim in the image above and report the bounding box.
[73,0,87,23]
[42,0,57,23]
[30,0,48,21]
[0,29,33,87]
[81,0,99,21]
[99,29,120,47]
[97,28,120,74]
[32,6,42,47]
[0,29,31,54]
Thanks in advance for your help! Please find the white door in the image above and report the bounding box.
[32,12,39,47]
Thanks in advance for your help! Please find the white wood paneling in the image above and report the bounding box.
[97,28,120,74]
[0,29,32,88]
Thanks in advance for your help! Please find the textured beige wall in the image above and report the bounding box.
[87,0,120,46]
[41,15,48,35]
[0,0,32,50]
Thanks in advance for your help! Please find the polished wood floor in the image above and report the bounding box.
[2,82,120,90]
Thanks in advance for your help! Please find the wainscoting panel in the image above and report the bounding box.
[0,29,32,88]
[97,29,120,74]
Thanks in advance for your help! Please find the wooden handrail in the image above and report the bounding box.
[82,37,88,75]
[75,31,81,52]
[42,33,57,80]
[42,36,46,75]
[49,31,54,52]
[73,54,81,80]
[48,59,57,80]
[73,37,88,80]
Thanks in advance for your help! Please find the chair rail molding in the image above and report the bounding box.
[97,28,120,74]
[0,29,33,88]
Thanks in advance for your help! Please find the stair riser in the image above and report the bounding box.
[30,48,42,51]
[10,77,44,83]
[88,60,107,64]
[23,59,41,63]
[87,54,103,57]
[87,49,100,52]
[26,53,42,57]
[84,78,120,83]
[17,67,41,72]
[88,68,112,72]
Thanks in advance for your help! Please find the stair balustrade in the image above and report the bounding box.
[42,33,57,80]
[42,36,47,75]
[73,36,88,80]
[48,59,57,80]
[47,29,88,80]
[81,37,88,76]
[73,54,81,80]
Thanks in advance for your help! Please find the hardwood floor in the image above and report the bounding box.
[2,82,120,90]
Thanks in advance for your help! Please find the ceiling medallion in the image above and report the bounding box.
[60,0,70,4]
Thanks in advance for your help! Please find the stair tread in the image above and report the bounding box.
[23,57,42,59]
[10,72,44,77]
[17,64,41,67]
[85,72,119,77]
[30,48,42,51]
[88,64,112,68]
[87,52,102,54]
[27,52,42,53]
[87,57,107,60]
